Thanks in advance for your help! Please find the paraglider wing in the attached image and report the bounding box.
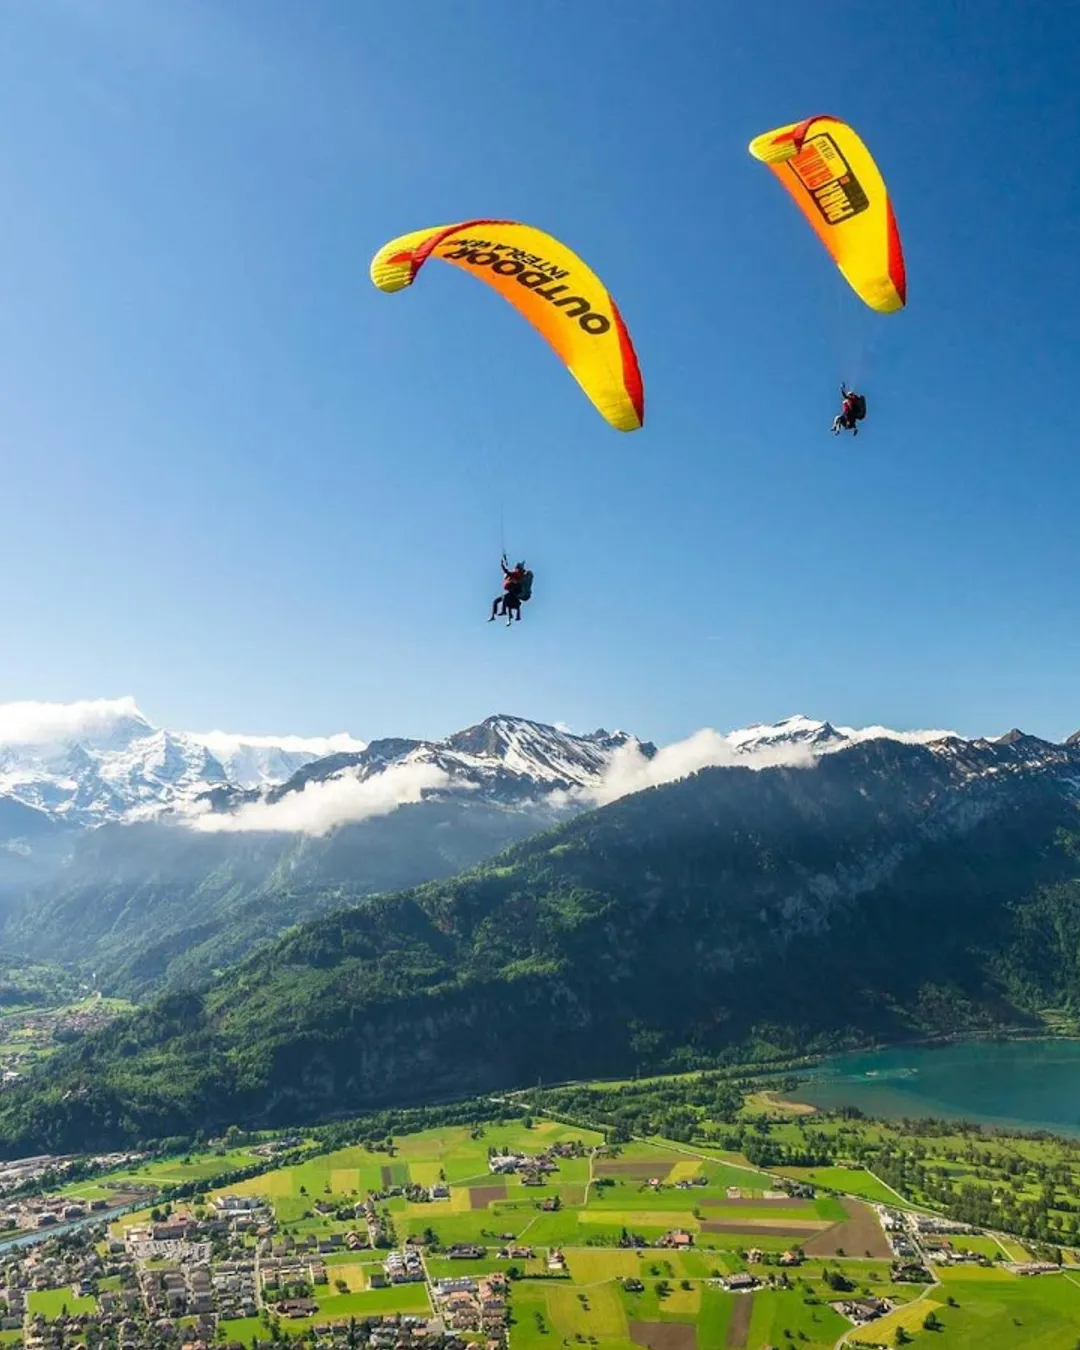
[370,219,644,431]
[749,116,905,314]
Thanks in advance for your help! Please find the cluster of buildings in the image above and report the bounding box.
[125,1205,267,1322]
[292,1312,480,1350]
[495,1242,533,1261]
[360,1195,393,1247]
[875,1204,937,1281]
[260,1252,329,1293]
[744,1247,803,1268]
[138,1255,257,1321]
[0,1002,126,1086]
[877,1206,923,1262]
[2,1195,113,1233]
[384,1249,424,1284]
[0,1151,146,1201]
[366,1183,450,1205]
[487,1153,559,1185]
[0,1162,516,1350]
[430,1272,507,1336]
[487,1138,585,1186]
[923,1237,991,1267]
[1,1224,146,1346]
[830,1295,892,1325]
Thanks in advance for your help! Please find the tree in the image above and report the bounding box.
[923,1311,941,1330]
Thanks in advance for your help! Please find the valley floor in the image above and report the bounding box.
[6,1104,1080,1350]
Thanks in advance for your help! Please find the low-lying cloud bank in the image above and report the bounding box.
[189,762,455,836]
[190,717,958,838]
[583,729,819,808]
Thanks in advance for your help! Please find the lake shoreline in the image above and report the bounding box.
[784,1036,1080,1140]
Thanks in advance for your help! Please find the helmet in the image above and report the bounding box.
[516,561,526,570]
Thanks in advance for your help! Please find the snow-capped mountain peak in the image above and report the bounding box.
[724,714,957,757]
[725,714,846,752]
[0,698,1073,843]
[0,698,365,827]
[442,714,648,786]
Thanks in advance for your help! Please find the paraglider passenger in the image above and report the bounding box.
[489,556,526,625]
[832,384,864,436]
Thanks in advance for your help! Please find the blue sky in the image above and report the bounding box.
[0,0,1078,746]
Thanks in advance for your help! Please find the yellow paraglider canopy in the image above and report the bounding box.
[371,219,644,431]
[749,115,906,314]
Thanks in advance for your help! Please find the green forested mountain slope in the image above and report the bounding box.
[3,736,1079,1155]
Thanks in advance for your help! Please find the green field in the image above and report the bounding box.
[945,1234,1011,1259]
[220,1282,431,1346]
[856,1267,1080,1348]
[28,1288,98,1319]
[774,1165,910,1207]
[65,1144,265,1201]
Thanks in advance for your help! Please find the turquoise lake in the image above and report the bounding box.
[798,1039,1080,1136]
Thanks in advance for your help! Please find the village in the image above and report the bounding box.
[0,1114,1071,1350]
[0,1172,516,1350]
[0,1000,128,1089]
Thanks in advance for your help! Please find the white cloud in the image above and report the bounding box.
[0,696,147,747]
[190,729,367,758]
[585,730,817,808]
[189,761,454,836]
[580,718,956,810]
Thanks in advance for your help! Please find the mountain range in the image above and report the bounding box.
[2,716,1079,1154]
[0,701,655,992]
[2,698,1077,1003]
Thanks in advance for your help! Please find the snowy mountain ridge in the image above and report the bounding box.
[0,698,366,828]
[0,699,1075,839]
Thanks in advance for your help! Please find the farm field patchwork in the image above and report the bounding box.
[180,1120,918,1348]
[63,1096,1080,1350]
